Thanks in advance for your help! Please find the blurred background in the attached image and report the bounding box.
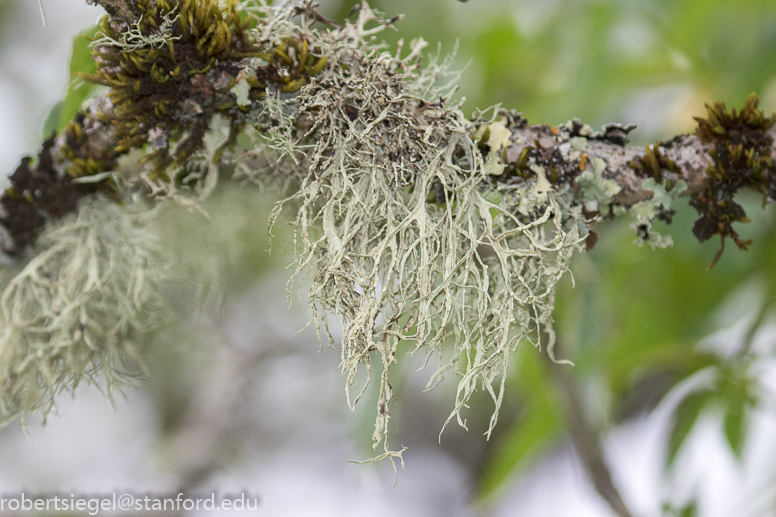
[2,0,776,515]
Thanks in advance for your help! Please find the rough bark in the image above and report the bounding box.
[86,0,141,24]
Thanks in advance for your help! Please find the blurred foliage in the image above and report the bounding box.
[59,26,98,133]
[42,25,99,138]
[477,345,564,496]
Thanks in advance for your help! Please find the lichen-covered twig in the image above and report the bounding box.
[1,0,775,468]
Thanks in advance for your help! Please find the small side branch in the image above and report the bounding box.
[542,351,635,517]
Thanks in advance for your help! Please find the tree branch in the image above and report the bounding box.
[168,319,292,490]
[542,350,634,517]
[85,0,141,25]
[4,83,774,261]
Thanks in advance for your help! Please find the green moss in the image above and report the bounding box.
[695,93,776,141]
[690,93,776,267]
[76,0,330,183]
[630,143,683,186]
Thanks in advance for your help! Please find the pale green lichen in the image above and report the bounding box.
[237,3,587,467]
[517,165,553,216]
[90,7,182,52]
[476,117,512,176]
[231,77,252,108]
[639,178,687,218]
[0,196,170,427]
[628,178,687,249]
[575,157,621,212]
[570,136,588,151]
[475,117,513,152]
[140,113,229,207]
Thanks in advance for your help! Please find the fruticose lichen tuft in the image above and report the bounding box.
[0,196,170,427]
[233,3,588,465]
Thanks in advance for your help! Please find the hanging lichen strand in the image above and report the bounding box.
[253,5,587,467]
[0,197,170,427]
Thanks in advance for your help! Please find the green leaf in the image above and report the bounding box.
[667,390,712,468]
[58,27,99,133]
[723,405,745,458]
[477,399,562,499]
[477,348,563,499]
[720,373,755,459]
[678,499,698,517]
[41,100,62,139]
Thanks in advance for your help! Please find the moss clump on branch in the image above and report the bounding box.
[691,93,776,267]
[80,0,260,171]
[630,143,683,187]
[80,0,329,179]
[0,135,103,255]
[59,110,121,180]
